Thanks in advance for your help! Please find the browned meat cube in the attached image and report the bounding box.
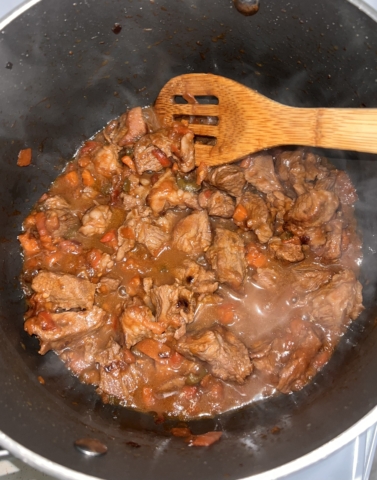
[206,228,246,289]
[147,170,199,215]
[136,222,170,257]
[24,306,107,354]
[198,189,235,218]
[172,211,212,256]
[268,235,304,263]
[79,205,113,236]
[150,284,196,338]
[174,260,218,294]
[242,154,283,194]
[207,165,246,197]
[320,218,343,260]
[117,107,147,146]
[32,271,96,310]
[233,192,273,244]
[291,265,333,293]
[250,319,323,393]
[120,305,164,349]
[286,189,339,228]
[92,144,122,178]
[309,269,363,331]
[334,170,358,206]
[177,325,253,384]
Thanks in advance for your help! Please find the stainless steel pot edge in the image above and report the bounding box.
[0,430,102,480]
[0,0,377,479]
[347,0,377,21]
[0,0,41,30]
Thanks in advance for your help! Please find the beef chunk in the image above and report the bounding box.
[275,149,307,195]
[115,107,147,146]
[250,319,323,393]
[302,152,329,182]
[177,325,253,384]
[286,190,339,228]
[176,130,195,173]
[174,260,218,294]
[253,267,281,290]
[147,170,199,215]
[32,271,96,310]
[266,191,294,234]
[120,305,164,349]
[320,218,343,260]
[291,265,333,293]
[309,269,363,331]
[242,154,283,194]
[136,222,170,257]
[92,145,122,178]
[206,228,246,289]
[172,211,212,256]
[155,210,182,234]
[207,165,246,197]
[41,195,81,239]
[133,130,172,175]
[150,284,196,338]
[234,192,273,243]
[97,277,121,294]
[24,306,107,354]
[198,189,235,218]
[268,235,304,263]
[334,170,358,206]
[79,205,112,236]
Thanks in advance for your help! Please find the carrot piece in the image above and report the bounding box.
[17,148,32,167]
[218,303,235,325]
[135,338,171,362]
[189,431,222,447]
[81,169,95,186]
[18,233,40,256]
[245,244,267,268]
[122,348,136,364]
[169,351,184,369]
[121,155,136,171]
[152,148,171,167]
[180,385,198,400]
[171,427,191,438]
[233,203,248,223]
[63,170,80,187]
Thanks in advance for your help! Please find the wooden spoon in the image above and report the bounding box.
[154,73,377,167]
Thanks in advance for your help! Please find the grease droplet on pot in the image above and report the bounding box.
[5,62,13,69]
[233,0,260,16]
[112,23,122,34]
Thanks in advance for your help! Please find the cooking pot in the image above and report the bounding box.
[1,0,377,478]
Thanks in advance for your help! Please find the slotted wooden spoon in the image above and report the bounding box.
[154,73,377,167]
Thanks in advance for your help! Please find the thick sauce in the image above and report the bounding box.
[19,107,363,419]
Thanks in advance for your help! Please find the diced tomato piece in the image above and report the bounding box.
[17,148,32,167]
[233,204,248,223]
[37,311,57,331]
[152,148,171,167]
[119,226,135,240]
[100,229,117,244]
[79,140,101,156]
[169,351,184,369]
[188,431,222,447]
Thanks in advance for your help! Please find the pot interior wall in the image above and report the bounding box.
[0,1,377,479]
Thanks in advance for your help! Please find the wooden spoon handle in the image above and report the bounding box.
[281,106,377,154]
